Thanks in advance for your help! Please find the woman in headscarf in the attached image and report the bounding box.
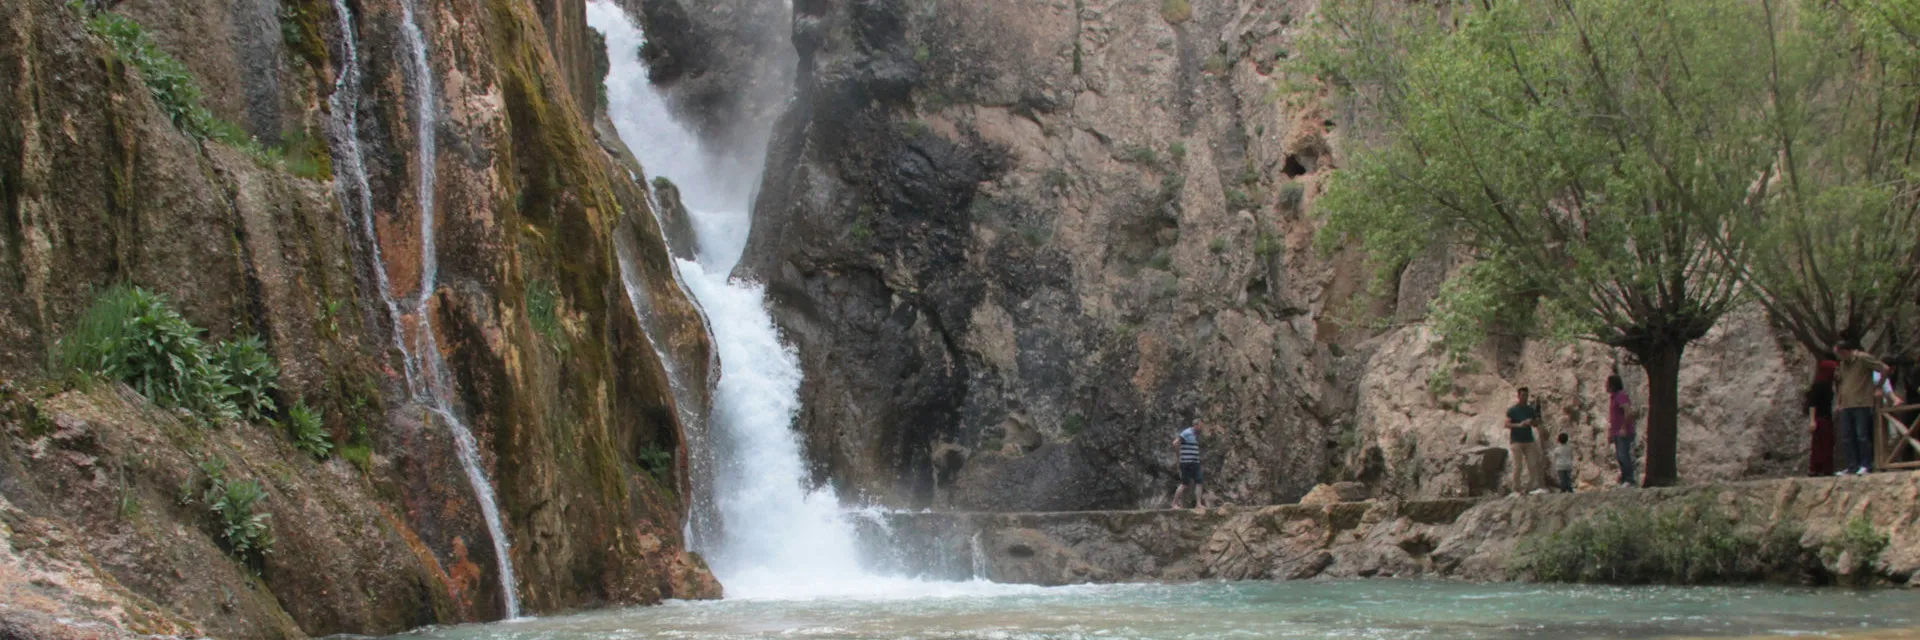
[1807,360,1838,477]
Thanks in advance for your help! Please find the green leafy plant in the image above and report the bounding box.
[637,445,673,480]
[82,10,257,150]
[1063,413,1086,437]
[283,399,332,459]
[213,336,279,422]
[187,457,273,565]
[1209,237,1227,254]
[1169,142,1187,163]
[1822,514,1890,579]
[1516,498,1806,584]
[56,286,238,423]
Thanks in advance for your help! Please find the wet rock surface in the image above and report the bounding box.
[886,472,1920,587]
[0,0,716,634]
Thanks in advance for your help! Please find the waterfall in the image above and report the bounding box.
[323,0,417,395]
[325,0,521,619]
[588,2,877,599]
[590,0,1033,601]
[969,532,989,581]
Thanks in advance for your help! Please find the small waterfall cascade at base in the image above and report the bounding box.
[590,1,1032,600]
[324,0,520,619]
[969,533,989,581]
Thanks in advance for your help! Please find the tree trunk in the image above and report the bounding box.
[1639,343,1685,487]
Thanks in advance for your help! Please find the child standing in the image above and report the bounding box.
[1550,432,1575,493]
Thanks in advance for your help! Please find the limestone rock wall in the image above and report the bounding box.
[0,0,715,633]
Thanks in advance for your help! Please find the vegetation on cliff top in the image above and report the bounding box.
[1306,0,1920,486]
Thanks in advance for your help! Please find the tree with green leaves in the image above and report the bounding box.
[1732,0,1920,359]
[1306,0,1784,486]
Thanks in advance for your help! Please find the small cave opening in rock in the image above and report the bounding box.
[1282,154,1310,178]
[1397,535,1437,558]
[1006,544,1036,559]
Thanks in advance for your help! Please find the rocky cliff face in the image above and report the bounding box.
[0,0,715,634]
[721,0,1810,512]
[737,0,1345,512]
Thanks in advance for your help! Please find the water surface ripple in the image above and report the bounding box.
[390,580,1920,639]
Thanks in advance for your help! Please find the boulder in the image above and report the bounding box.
[1299,482,1370,505]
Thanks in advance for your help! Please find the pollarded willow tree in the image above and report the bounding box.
[1306,0,1787,486]
[1735,0,1920,359]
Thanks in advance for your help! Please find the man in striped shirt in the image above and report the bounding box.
[1172,421,1210,511]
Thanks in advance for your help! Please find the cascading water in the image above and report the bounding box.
[325,0,520,619]
[587,2,868,598]
[591,2,1027,600]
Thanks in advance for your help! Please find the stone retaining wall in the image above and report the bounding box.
[879,473,1920,586]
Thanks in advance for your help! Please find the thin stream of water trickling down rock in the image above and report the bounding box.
[325,0,521,619]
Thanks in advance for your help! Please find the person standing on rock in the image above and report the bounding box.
[1506,388,1549,494]
[1606,375,1638,488]
[1551,432,1575,493]
[1172,420,1209,511]
[1807,360,1838,477]
[1836,341,1892,475]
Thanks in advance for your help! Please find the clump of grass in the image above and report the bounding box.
[1122,146,1159,166]
[1160,0,1192,24]
[526,279,568,354]
[56,286,239,423]
[213,336,279,422]
[1160,173,1186,201]
[1209,237,1228,254]
[1253,232,1279,259]
[1169,142,1187,163]
[1279,182,1306,210]
[283,399,332,459]
[1204,54,1229,75]
[1146,249,1174,271]
[1044,169,1071,191]
[1225,187,1259,211]
[1516,498,1807,584]
[1021,223,1053,247]
[1063,413,1086,437]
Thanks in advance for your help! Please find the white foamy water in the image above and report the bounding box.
[326,0,520,619]
[589,1,1024,601]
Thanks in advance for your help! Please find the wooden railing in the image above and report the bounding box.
[1875,403,1920,471]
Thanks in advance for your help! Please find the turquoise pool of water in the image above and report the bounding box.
[389,580,1920,639]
